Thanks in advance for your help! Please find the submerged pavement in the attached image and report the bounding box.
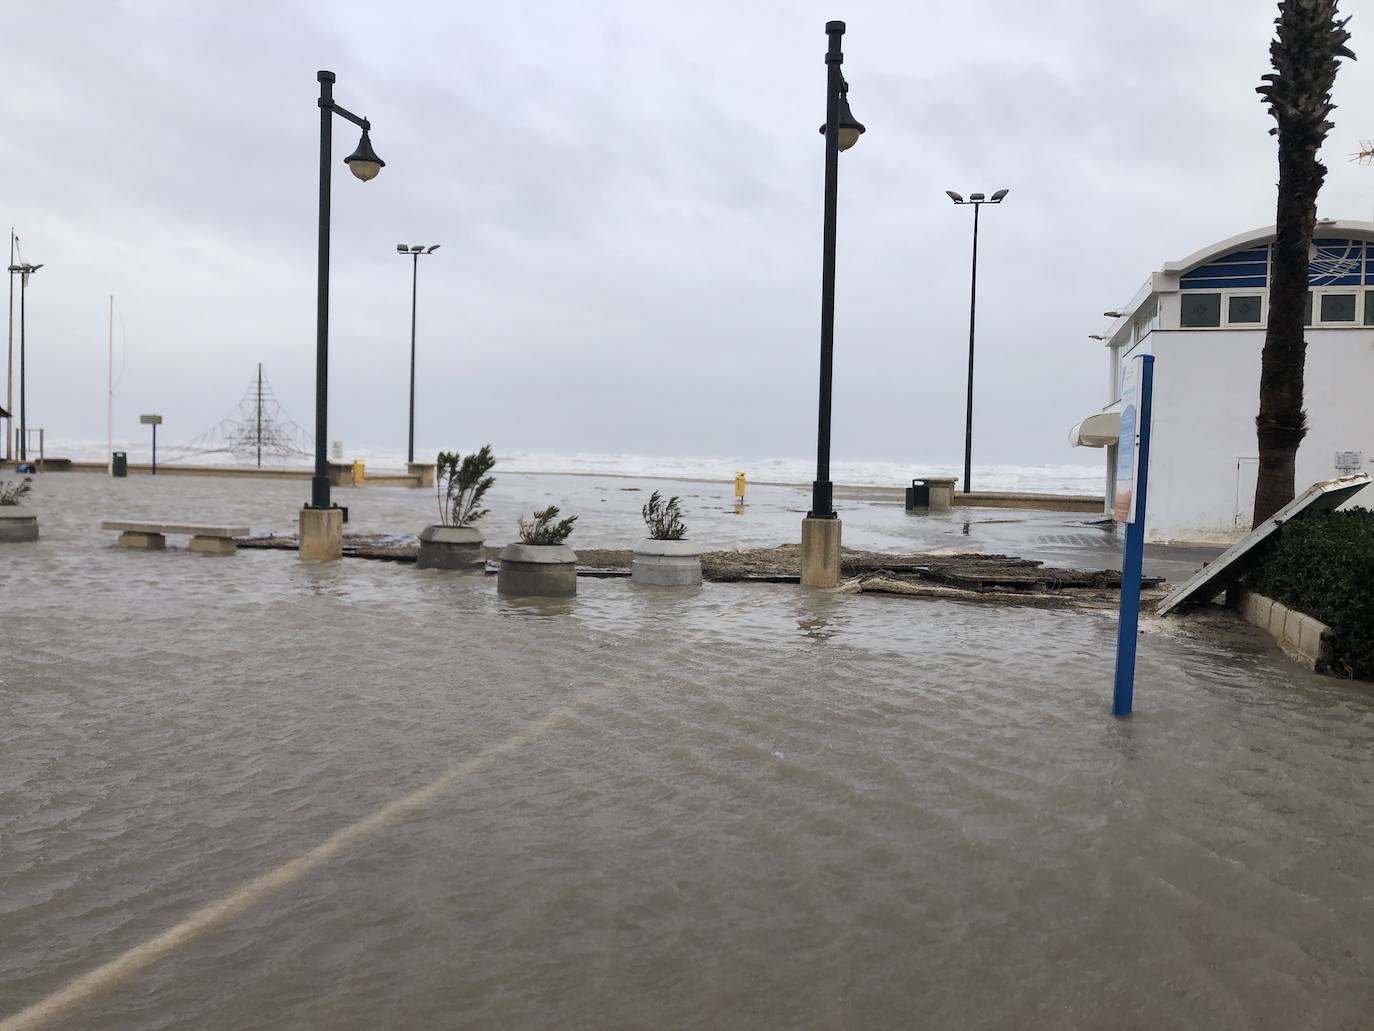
[2,474,1367,1030]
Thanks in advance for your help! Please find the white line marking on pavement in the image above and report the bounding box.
[1,691,604,1031]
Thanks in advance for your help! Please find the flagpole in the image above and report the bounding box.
[6,228,14,462]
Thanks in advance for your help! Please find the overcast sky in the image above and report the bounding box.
[2,0,1371,468]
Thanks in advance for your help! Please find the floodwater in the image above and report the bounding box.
[2,475,1372,1029]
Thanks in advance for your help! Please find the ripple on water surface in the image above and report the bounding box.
[1,477,1372,1029]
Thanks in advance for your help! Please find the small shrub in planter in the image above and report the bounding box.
[0,477,38,543]
[633,491,701,586]
[499,505,578,597]
[1247,507,1374,680]
[417,445,495,570]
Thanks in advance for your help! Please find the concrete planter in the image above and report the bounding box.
[0,508,38,543]
[417,525,484,570]
[632,538,702,586]
[497,543,577,597]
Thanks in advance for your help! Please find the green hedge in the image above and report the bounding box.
[1247,507,1374,680]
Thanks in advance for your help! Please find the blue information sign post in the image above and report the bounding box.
[1112,354,1155,717]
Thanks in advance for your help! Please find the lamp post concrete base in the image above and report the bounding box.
[800,517,842,588]
[300,507,343,562]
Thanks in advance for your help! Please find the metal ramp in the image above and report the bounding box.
[1157,474,1370,615]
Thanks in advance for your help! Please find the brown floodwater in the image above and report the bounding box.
[1,475,1372,1029]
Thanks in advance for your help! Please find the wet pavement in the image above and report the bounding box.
[2,473,1369,1030]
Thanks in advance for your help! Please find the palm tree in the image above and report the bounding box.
[1252,0,1354,526]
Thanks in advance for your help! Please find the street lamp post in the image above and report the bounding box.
[302,70,384,560]
[801,19,865,589]
[945,188,1008,494]
[310,69,384,513]
[7,260,42,462]
[396,243,439,465]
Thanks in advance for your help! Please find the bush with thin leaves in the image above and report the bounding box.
[518,505,577,545]
[641,490,687,540]
[0,478,32,506]
[435,446,495,528]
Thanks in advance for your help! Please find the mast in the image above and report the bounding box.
[256,362,263,468]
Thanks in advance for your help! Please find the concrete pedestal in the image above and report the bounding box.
[407,462,436,488]
[0,509,39,543]
[417,525,483,570]
[189,535,237,556]
[118,530,166,550]
[497,543,577,597]
[800,517,842,589]
[926,477,958,513]
[632,539,703,586]
[300,507,343,562]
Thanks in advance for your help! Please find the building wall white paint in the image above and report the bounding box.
[1140,328,1374,542]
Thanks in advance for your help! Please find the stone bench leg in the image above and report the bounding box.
[189,535,236,556]
[118,531,166,550]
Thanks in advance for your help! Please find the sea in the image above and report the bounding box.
[38,439,1106,496]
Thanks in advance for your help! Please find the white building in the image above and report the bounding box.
[1070,220,1374,543]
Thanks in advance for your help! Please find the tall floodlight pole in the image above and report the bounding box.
[945,188,1008,494]
[7,260,42,462]
[396,243,439,465]
[309,69,385,513]
[108,296,114,474]
[6,229,13,461]
[800,20,865,589]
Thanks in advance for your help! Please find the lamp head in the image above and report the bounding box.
[819,82,866,151]
[991,188,1009,201]
[344,128,384,182]
[1104,310,1126,318]
[945,191,964,204]
[425,244,440,254]
[969,192,985,202]
[396,244,408,253]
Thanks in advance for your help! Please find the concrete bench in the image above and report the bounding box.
[101,521,249,556]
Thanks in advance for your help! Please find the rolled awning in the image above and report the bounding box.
[1068,411,1120,448]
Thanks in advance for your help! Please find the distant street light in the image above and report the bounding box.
[310,69,385,514]
[947,188,1008,494]
[7,259,43,462]
[1103,310,1125,318]
[396,243,439,465]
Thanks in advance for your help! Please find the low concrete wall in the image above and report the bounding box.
[51,461,424,487]
[952,492,1105,513]
[1229,587,1332,671]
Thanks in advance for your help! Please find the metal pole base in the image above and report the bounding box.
[809,480,835,520]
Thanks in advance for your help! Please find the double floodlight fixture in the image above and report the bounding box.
[396,244,440,254]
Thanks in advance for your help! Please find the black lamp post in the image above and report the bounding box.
[810,20,865,521]
[945,187,1008,494]
[7,260,42,462]
[309,69,384,512]
[396,243,439,465]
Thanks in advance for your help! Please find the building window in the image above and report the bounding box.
[1366,290,1374,326]
[1226,295,1263,324]
[1180,293,1221,327]
[1319,292,1358,323]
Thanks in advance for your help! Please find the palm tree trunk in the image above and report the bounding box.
[1252,143,1314,526]
[1251,0,1353,527]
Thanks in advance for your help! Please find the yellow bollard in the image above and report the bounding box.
[734,470,746,510]
[353,459,365,485]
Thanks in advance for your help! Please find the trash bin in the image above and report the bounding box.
[904,478,930,510]
[112,452,128,478]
